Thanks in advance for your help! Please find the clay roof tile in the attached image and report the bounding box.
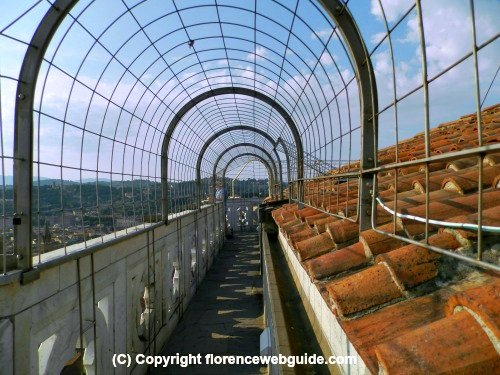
[326,262,405,317]
[304,212,329,226]
[294,206,321,220]
[375,310,500,374]
[359,222,408,257]
[289,227,317,247]
[484,153,500,166]
[441,165,500,194]
[313,216,340,233]
[295,232,335,261]
[375,232,460,289]
[446,157,478,171]
[281,222,309,237]
[305,242,368,280]
[445,282,500,340]
[325,219,359,245]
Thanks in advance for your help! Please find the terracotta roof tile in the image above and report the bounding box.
[278,210,298,223]
[375,233,460,289]
[400,189,500,237]
[423,161,449,172]
[378,187,418,200]
[333,204,358,218]
[280,217,302,231]
[433,143,459,154]
[442,206,500,244]
[295,232,335,261]
[373,189,462,226]
[270,104,500,373]
[445,282,500,340]
[289,227,317,247]
[358,222,407,257]
[339,286,457,372]
[294,206,321,220]
[326,263,405,317]
[305,242,368,280]
[485,153,500,166]
[304,212,329,226]
[411,169,457,193]
[447,157,478,171]
[441,165,500,194]
[375,310,500,374]
[325,219,359,245]
[313,216,339,233]
[281,222,309,237]
[494,174,500,188]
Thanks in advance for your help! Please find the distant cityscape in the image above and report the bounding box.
[0,177,270,255]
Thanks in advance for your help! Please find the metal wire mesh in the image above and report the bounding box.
[0,0,498,273]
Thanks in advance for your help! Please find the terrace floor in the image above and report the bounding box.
[154,232,265,374]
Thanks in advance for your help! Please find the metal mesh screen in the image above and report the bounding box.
[0,0,498,272]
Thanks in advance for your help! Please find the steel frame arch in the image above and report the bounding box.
[161,86,304,218]
[13,0,77,273]
[211,143,280,201]
[195,126,288,204]
[12,0,377,274]
[316,0,378,230]
[221,153,276,198]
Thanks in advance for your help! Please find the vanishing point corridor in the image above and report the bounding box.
[154,233,265,375]
[1,1,499,373]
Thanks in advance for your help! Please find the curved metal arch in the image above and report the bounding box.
[161,86,304,160]
[212,143,280,201]
[221,153,275,199]
[317,0,378,230]
[14,0,77,271]
[193,125,288,204]
[161,86,304,217]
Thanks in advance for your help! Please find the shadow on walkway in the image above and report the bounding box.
[153,232,265,374]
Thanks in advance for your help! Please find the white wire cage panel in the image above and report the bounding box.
[0,0,497,272]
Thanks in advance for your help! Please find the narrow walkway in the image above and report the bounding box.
[154,232,265,374]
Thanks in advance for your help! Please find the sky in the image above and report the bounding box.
[0,0,498,182]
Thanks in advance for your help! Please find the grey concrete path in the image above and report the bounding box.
[153,232,265,374]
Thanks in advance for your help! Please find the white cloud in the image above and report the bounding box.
[319,51,334,66]
[247,46,268,60]
[311,28,333,40]
[396,0,498,78]
[370,32,386,46]
[370,0,413,23]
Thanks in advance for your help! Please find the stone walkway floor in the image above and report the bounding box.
[153,232,265,374]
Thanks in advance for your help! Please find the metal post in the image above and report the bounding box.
[231,159,254,197]
[14,0,77,275]
[318,0,378,231]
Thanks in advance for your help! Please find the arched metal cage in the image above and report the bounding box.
[0,0,498,273]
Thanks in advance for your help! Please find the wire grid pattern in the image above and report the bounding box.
[288,0,500,270]
[0,0,498,271]
[365,0,499,270]
[223,158,273,198]
[216,150,277,199]
[1,0,360,267]
[1,0,55,270]
[200,132,282,195]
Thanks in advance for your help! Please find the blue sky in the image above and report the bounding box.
[0,0,498,182]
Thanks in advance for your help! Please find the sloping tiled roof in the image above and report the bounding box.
[271,104,500,373]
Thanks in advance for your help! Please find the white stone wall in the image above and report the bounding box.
[277,232,369,375]
[0,204,225,375]
[225,197,262,231]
